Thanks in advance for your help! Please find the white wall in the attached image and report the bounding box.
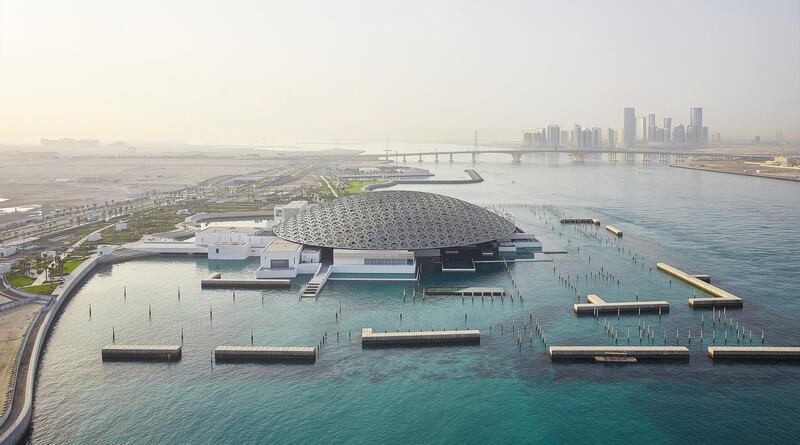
[208,243,250,260]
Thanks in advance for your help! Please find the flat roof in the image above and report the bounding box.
[264,238,302,252]
[276,200,308,209]
[199,227,261,234]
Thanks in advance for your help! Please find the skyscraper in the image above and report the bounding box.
[571,124,582,148]
[623,108,636,148]
[591,127,602,148]
[663,117,672,143]
[690,107,703,145]
[607,128,615,148]
[647,114,656,143]
[637,116,648,142]
[547,124,561,148]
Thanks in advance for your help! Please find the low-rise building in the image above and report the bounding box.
[0,245,17,258]
[274,201,309,224]
[97,244,117,256]
[208,241,250,260]
[115,222,128,231]
[257,238,305,278]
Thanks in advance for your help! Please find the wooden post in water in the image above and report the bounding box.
[112,325,115,343]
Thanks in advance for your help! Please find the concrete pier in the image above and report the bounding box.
[573,294,669,315]
[424,287,505,297]
[560,218,601,225]
[201,273,290,289]
[214,345,316,362]
[101,344,182,361]
[361,328,480,347]
[656,263,743,307]
[549,346,689,361]
[605,225,623,237]
[707,346,800,361]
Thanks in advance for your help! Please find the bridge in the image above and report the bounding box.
[377,148,774,164]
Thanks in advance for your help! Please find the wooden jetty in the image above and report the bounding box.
[101,344,182,361]
[214,345,316,362]
[201,272,290,289]
[573,294,669,315]
[656,263,743,307]
[560,218,601,225]
[605,225,623,237]
[361,328,480,347]
[707,346,800,361]
[424,287,505,297]
[549,346,689,361]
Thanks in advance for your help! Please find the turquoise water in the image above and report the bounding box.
[30,155,800,444]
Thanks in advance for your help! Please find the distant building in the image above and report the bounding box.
[673,124,686,144]
[591,127,602,148]
[690,108,703,145]
[547,124,561,148]
[523,131,533,147]
[647,114,656,142]
[637,117,648,142]
[623,108,636,147]
[663,118,672,143]
[115,222,128,231]
[531,128,546,146]
[571,124,582,148]
[607,128,616,148]
[581,128,592,149]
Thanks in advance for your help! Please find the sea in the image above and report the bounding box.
[28,150,800,444]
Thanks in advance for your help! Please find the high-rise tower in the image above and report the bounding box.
[623,108,636,148]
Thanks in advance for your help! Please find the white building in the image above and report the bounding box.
[97,244,117,256]
[115,222,128,231]
[331,249,415,274]
[208,241,251,260]
[41,250,58,259]
[87,232,102,242]
[273,201,308,224]
[0,245,17,258]
[195,227,263,247]
[257,238,306,278]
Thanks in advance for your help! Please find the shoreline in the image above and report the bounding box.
[0,249,149,444]
[672,164,800,182]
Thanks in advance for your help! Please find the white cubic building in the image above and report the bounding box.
[273,201,309,224]
[0,245,17,258]
[208,241,251,260]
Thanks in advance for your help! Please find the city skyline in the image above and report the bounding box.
[0,0,798,143]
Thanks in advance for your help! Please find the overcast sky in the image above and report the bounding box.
[0,0,798,143]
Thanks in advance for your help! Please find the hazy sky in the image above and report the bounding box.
[0,0,798,143]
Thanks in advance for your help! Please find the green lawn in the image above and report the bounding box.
[343,180,385,195]
[23,282,59,295]
[7,272,34,288]
[62,259,85,275]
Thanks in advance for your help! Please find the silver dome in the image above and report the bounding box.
[273,190,516,250]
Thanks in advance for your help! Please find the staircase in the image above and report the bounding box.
[301,265,331,298]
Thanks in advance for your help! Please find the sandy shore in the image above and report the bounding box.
[0,304,42,410]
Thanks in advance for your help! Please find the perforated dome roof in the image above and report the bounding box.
[272,190,515,250]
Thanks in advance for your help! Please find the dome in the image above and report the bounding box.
[272,190,516,250]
